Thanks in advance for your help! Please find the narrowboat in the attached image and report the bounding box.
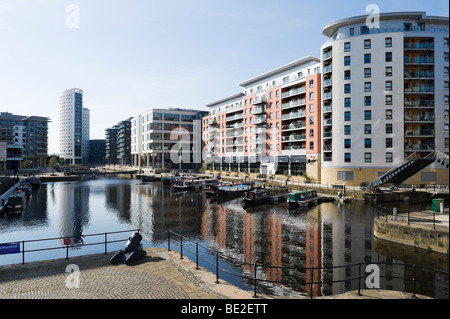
[287,189,318,207]
[217,181,261,198]
[5,191,25,211]
[243,188,271,205]
[268,186,290,204]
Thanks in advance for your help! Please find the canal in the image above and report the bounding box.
[0,178,448,298]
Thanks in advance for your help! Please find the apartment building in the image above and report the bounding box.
[105,118,132,166]
[320,12,449,185]
[203,56,322,180]
[60,88,90,165]
[131,108,207,171]
[0,112,50,168]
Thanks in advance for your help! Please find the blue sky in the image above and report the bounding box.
[0,0,448,154]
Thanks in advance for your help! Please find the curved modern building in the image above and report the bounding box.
[320,12,449,185]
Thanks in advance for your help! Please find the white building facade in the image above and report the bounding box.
[60,88,90,165]
[320,12,449,185]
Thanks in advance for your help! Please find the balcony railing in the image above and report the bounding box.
[323,92,332,99]
[226,114,244,122]
[404,42,434,50]
[404,57,434,64]
[404,115,435,122]
[404,87,434,93]
[282,122,304,131]
[323,65,332,73]
[251,106,266,115]
[282,134,306,142]
[404,72,434,79]
[282,110,306,120]
[405,129,435,136]
[404,100,434,108]
[282,98,306,110]
[282,87,306,99]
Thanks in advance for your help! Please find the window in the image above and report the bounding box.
[364,124,371,134]
[344,111,351,121]
[344,42,351,52]
[283,76,290,83]
[445,67,449,76]
[386,138,393,148]
[309,141,314,150]
[364,82,371,92]
[404,23,412,31]
[344,153,351,162]
[364,68,371,78]
[445,38,449,48]
[364,53,371,63]
[385,109,393,120]
[344,97,351,107]
[386,152,393,163]
[386,123,393,134]
[364,110,371,120]
[360,26,369,34]
[309,80,314,88]
[344,84,351,93]
[309,104,314,113]
[364,39,371,49]
[364,153,372,163]
[386,95,393,105]
[364,96,372,106]
[344,139,351,148]
[344,70,351,80]
[349,28,354,36]
[385,37,392,47]
[385,81,392,91]
[444,52,449,62]
[344,56,351,66]
[309,129,314,137]
[385,66,392,76]
[309,92,314,101]
[344,125,351,135]
[385,52,392,62]
[364,139,371,148]
[309,116,314,124]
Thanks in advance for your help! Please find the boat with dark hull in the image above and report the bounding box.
[217,181,261,199]
[287,189,318,207]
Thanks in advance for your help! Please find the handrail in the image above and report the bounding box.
[0,229,140,264]
[166,230,448,299]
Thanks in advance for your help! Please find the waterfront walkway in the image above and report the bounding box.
[0,247,431,300]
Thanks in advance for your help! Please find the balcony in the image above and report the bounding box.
[282,87,306,99]
[251,105,266,115]
[323,51,332,60]
[323,131,332,139]
[404,100,434,108]
[404,57,434,65]
[252,96,266,105]
[226,122,244,130]
[323,92,332,100]
[404,71,434,79]
[404,86,435,94]
[323,118,332,126]
[251,115,266,125]
[283,145,305,151]
[282,110,306,120]
[281,134,306,142]
[404,42,434,50]
[404,144,435,151]
[323,79,332,87]
[226,114,244,122]
[405,129,435,137]
[323,145,332,152]
[323,105,332,113]
[323,65,332,73]
[404,115,435,123]
[282,122,304,131]
[282,98,306,110]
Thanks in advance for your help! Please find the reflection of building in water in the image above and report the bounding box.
[265,214,282,284]
[105,182,131,222]
[243,212,256,273]
[305,210,322,297]
[58,185,90,246]
[215,205,227,248]
[131,182,204,242]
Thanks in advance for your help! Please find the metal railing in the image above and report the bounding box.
[166,230,448,299]
[0,229,139,265]
[376,202,447,229]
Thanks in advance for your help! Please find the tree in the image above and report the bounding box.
[49,155,58,174]
[22,159,31,169]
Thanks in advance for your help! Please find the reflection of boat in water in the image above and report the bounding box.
[287,189,318,207]
[141,175,161,182]
[25,177,41,189]
[17,180,33,197]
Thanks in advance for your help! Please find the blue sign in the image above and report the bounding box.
[0,242,20,255]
